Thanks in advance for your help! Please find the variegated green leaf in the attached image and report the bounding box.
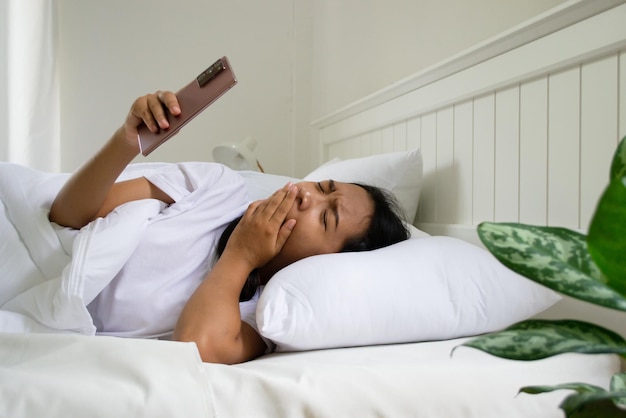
[520,382,605,395]
[460,319,626,360]
[477,222,626,311]
[612,373,626,409]
[520,383,605,395]
[587,177,626,295]
[559,390,626,417]
[520,381,626,417]
[610,136,626,181]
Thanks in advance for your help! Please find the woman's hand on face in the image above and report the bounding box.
[120,91,181,147]
[225,183,298,270]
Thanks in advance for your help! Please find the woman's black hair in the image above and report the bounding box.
[340,183,409,252]
[217,183,410,302]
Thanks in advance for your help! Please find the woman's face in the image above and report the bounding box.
[261,180,374,276]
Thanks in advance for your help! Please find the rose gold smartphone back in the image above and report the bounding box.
[137,56,237,156]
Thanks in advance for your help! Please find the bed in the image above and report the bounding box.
[2,2,626,417]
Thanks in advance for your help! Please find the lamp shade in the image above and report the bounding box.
[212,137,263,172]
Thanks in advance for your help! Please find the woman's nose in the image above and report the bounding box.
[297,188,323,211]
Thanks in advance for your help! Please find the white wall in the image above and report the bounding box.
[55,0,567,177]
[57,0,306,175]
[309,0,568,121]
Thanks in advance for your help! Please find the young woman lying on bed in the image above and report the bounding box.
[48,90,409,364]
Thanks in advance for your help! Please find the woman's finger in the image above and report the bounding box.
[240,182,297,231]
[259,183,297,223]
[127,94,157,133]
[158,91,181,116]
[275,218,296,248]
[272,184,298,220]
[146,92,170,130]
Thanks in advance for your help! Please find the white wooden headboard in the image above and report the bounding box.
[312,0,626,335]
[313,0,625,239]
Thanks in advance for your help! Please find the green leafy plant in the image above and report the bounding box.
[461,136,626,417]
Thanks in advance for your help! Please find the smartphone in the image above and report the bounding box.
[137,56,237,156]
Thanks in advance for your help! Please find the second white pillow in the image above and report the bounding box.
[303,149,423,222]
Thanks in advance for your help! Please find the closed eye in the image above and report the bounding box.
[317,182,328,230]
[328,180,339,229]
[318,180,337,231]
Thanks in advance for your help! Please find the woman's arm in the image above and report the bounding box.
[49,92,179,229]
[174,183,298,364]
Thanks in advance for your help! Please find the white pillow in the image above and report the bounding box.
[303,149,423,222]
[237,170,300,201]
[406,222,430,239]
[257,236,560,352]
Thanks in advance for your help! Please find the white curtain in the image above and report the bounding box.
[1,0,59,171]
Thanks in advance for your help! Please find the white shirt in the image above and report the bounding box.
[87,162,255,339]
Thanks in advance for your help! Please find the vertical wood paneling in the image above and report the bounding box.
[370,129,383,155]
[355,136,366,157]
[494,86,520,222]
[360,132,373,157]
[580,55,619,230]
[406,117,421,151]
[347,136,360,158]
[325,53,621,229]
[341,138,356,159]
[436,107,455,223]
[393,121,407,151]
[319,130,329,163]
[519,77,548,225]
[344,136,359,158]
[318,17,625,233]
[328,140,347,160]
[328,143,339,159]
[326,142,335,160]
[473,94,495,224]
[453,101,474,225]
[381,126,395,153]
[418,112,437,222]
[548,67,581,229]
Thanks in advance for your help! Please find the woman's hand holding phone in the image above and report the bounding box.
[121,91,181,150]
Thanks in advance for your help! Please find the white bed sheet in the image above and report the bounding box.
[0,333,212,418]
[212,337,618,418]
[0,332,619,418]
